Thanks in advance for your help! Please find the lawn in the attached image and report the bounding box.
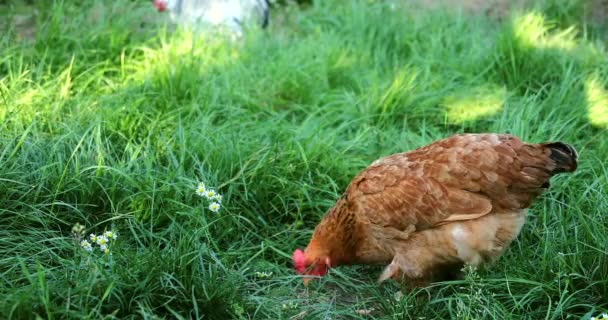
[1,0,607,319]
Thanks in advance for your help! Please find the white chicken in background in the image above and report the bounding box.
[153,0,269,35]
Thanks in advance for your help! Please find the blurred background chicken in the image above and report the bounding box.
[153,0,269,34]
[293,133,578,288]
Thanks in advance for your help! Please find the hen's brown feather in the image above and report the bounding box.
[298,133,577,286]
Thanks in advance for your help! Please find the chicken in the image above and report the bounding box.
[153,0,269,34]
[292,133,578,288]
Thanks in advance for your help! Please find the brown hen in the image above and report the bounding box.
[292,133,578,288]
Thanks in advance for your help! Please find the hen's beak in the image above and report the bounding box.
[303,277,311,287]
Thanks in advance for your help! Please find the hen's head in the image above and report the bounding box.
[292,246,334,286]
[293,204,356,286]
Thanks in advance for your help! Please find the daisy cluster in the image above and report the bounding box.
[281,302,298,310]
[195,181,222,213]
[591,313,608,320]
[255,271,273,279]
[80,230,118,254]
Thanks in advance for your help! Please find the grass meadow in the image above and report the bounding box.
[1,0,607,318]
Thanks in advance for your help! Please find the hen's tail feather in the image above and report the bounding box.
[543,142,578,173]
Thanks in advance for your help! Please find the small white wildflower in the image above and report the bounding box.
[601,313,608,320]
[205,189,216,199]
[214,194,223,202]
[208,202,220,213]
[255,271,273,278]
[282,302,297,310]
[71,223,85,235]
[355,309,374,316]
[99,244,109,254]
[96,235,109,246]
[196,182,206,196]
[591,317,597,320]
[81,240,93,252]
[394,291,403,301]
[104,230,117,240]
[89,233,97,242]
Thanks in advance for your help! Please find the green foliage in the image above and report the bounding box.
[0,0,607,318]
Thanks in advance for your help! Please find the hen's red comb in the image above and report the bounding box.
[153,0,167,12]
[292,249,306,274]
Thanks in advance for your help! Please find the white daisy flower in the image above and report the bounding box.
[81,240,93,252]
[89,233,97,242]
[71,223,85,235]
[208,202,221,213]
[196,182,206,196]
[601,313,608,320]
[205,189,216,200]
[214,194,223,202]
[104,230,117,240]
[96,235,109,246]
[99,244,109,254]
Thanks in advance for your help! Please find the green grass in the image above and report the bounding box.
[1,0,607,319]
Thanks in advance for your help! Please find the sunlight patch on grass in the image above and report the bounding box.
[509,11,604,64]
[57,58,74,100]
[376,68,419,114]
[0,62,74,124]
[129,29,241,82]
[14,87,40,108]
[584,74,608,128]
[0,79,44,124]
[511,12,577,51]
[442,85,507,124]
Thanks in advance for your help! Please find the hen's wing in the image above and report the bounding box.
[345,133,572,234]
[348,164,493,232]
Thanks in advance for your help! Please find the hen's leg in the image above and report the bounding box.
[377,228,458,287]
[377,249,434,288]
[377,258,432,295]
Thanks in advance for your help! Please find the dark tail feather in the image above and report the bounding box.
[543,142,578,173]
